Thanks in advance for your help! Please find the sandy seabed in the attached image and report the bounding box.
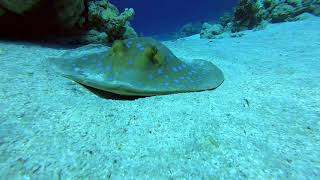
[0,15,319,179]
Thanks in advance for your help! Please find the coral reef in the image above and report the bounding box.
[200,0,320,39]
[306,0,320,15]
[82,29,108,44]
[270,3,297,22]
[0,0,137,44]
[0,0,40,14]
[54,0,85,30]
[200,23,224,39]
[231,0,264,32]
[219,12,233,27]
[0,0,86,39]
[49,37,224,96]
[287,0,303,6]
[0,0,85,30]
[87,0,137,43]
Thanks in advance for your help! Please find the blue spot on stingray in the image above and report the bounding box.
[106,65,112,72]
[157,68,163,75]
[172,67,178,72]
[74,67,81,72]
[126,44,131,48]
[178,66,183,70]
[182,64,187,68]
[138,47,144,52]
[164,82,169,87]
[128,59,133,65]
[108,76,113,81]
[81,57,89,61]
[149,73,154,80]
[180,76,185,80]
[165,74,169,79]
[173,79,180,83]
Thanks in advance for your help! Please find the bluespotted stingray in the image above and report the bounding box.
[49,37,224,96]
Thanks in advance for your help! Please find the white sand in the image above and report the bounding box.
[0,15,319,179]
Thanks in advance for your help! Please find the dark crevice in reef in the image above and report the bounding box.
[0,0,87,45]
[0,1,74,42]
[0,0,137,46]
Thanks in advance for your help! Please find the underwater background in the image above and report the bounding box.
[0,0,320,179]
[111,0,239,37]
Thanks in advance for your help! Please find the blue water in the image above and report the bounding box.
[110,0,238,37]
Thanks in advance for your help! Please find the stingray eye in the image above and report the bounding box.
[143,46,157,59]
[153,52,166,65]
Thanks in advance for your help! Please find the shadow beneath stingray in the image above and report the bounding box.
[82,84,145,101]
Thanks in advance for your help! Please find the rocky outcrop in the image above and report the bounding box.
[54,0,86,30]
[0,0,41,14]
[200,0,320,39]
[259,0,320,22]
[0,0,86,40]
[306,0,320,15]
[0,0,85,30]
[219,12,233,27]
[231,0,264,32]
[82,29,108,44]
[270,3,297,22]
[0,0,137,44]
[200,23,224,39]
[86,0,137,43]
